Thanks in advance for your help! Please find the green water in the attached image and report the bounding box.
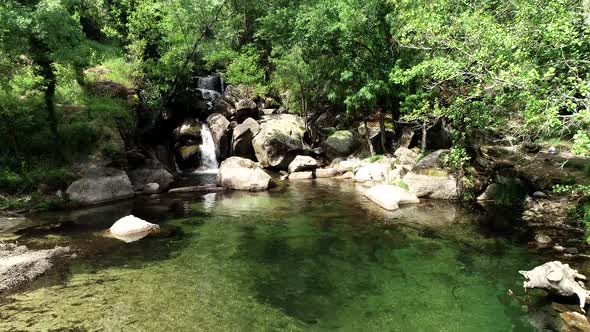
[0,180,541,331]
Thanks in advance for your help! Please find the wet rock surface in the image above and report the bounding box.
[0,243,70,293]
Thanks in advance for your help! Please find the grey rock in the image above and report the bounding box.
[127,167,174,192]
[288,171,314,180]
[252,114,306,170]
[288,156,318,173]
[232,117,260,159]
[66,171,134,205]
[207,113,231,161]
[534,233,552,245]
[217,157,273,191]
[322,130,360,159]
[143,183,160,195]
[236,99,259,123]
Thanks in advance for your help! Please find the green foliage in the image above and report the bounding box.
[0,163,77,194]
[368,155,384,163]
[442,147,470,171]
[554,184,590,196]
[573,130,590,157]
[225,46,267,96]
[395,180,409,190]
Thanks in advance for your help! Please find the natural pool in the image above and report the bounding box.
[0,179,545,331]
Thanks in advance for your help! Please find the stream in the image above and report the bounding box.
[0,178,549,331]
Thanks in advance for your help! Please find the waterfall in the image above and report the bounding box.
[194,124,218,173]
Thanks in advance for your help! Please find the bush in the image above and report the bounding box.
[573,130,590,157]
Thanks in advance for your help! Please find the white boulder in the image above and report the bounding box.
[364,185,420,211]
[520,261,590,310]
[109,215,160,238]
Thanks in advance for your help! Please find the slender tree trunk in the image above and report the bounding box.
[379,109,387,154]
[31,37,63,160]
[421,120,427,153]
[364,115,375,156]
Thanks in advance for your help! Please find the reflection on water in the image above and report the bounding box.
[0,179,542,331]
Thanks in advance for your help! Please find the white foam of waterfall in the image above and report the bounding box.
[194,124,219,174]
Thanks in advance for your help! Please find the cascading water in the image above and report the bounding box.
[194,124,218,173]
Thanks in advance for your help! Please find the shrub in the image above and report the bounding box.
[572,130,590,157]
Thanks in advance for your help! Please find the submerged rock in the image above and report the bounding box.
[66,171,135,205]
[217,157,274,191]
[364,184,420,211]
[0,243,70,293]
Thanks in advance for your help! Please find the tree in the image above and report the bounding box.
[2,0,90,158]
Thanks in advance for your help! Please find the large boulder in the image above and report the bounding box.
[288,155,318,173]
[222,85,246,107]
[214,99,236,119]
[393,147,419,167]
[217,157,274,191]
[252,114,306,169]
[127,166,174,192]
[66,170,134,205]
[235,99,259,123]
[232,117,260,159]
[403,150,459,200]
[172,118,202,143]
[364,184,420,210]
[323,130,360,159]
[206,113,231,161]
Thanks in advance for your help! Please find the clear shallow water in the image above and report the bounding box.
[0,180,542,331]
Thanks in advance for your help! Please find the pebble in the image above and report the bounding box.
[553,244,565,252]
[547,146,559,155]
[565,247,579,255]
[535,233,552,245]
[532,191,548,198]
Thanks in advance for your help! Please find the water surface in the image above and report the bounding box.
[0,180,541,331]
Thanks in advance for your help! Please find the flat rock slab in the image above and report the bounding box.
[168,185,224,193]
[364,184,420,211]
[0,243,70,293]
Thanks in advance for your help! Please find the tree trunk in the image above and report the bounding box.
[379,109,387,154]
[421,120,427,153]
[31,37,63,160]
[364,115,375,156]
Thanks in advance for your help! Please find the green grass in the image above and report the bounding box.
[368,154,384,163]
[495,180,526,206]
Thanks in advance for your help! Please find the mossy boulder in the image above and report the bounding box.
[323,130,360,159]
[252,114,306,170]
